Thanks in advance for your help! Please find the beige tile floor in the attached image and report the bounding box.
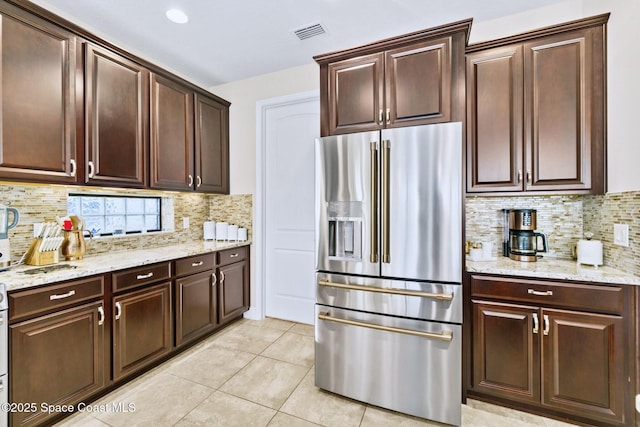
[55,318,578,427]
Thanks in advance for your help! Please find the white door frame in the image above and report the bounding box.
[247,89,319,320]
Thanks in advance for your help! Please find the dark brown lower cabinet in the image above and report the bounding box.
[10,301,106,427]
[218,256,249,326]
[112,282,172,380]
[470,275,630,426]
[175,271,217,347]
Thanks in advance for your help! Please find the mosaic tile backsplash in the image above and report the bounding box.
[466,191,640,277]
[0,182,252,263]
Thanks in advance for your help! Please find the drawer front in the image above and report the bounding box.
[175,253,215,277]
[9,275,105,322]
[470,275,625,315]
[112,262,171,293]
[218,246,248,266]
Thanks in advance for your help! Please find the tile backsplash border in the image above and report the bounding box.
[0,182,252,262]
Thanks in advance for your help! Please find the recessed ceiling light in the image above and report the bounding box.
[166,8,189,24]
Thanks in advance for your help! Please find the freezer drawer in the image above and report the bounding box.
[317,273,462,323]
[315,305,462,426]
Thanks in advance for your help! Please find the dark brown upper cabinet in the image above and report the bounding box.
[85,43,149,188]
[150,73,195,192]
[315,19,471,136]
[0,2,80,184]
[466,14,608,195]
[195,93,229,193]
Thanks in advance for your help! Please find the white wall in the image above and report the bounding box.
[213,0,640,196]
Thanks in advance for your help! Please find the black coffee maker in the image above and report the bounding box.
[503,209,548,262]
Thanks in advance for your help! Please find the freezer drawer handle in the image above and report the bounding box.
[528,289,553,296]
[318,279,453,301]
[318,312,453,342]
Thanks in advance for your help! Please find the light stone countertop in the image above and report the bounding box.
[0,240,251,292]
[466,256,640,286]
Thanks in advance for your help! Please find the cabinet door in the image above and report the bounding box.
[466,45,523,192]
[175,271,217,346]
[523,28,598,192]
[10,301,105,427]
[194,93,229,193]
[472,300,540,404]
[85,43,148,187]
[541,309,626,425]
[112,282,172,380]
[385,37,451,127]
[150,73,194,191]
[218,260,249,325]
[327,53,384,135]
[0,3,79,184]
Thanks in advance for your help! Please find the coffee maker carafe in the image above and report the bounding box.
[507,209,547,262]
[0,205,19,268]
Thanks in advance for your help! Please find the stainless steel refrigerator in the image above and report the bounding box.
[315,123,463,426]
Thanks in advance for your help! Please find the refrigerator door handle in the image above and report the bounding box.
[381,139,391,263]
[370,141,378,263]
[318,279,454,301]
[318,311,453,342]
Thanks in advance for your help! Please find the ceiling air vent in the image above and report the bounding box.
[293,23,326,40]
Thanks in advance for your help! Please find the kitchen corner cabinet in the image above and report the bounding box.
[111,262,172,380]
[466,14,608,195]
[174,253,218,347]
[0,2,80,184]
[469,274,631,427]
[9,276,107,427]
[217,247,250,325]
[315,19,470,136]
[85,43,149,188]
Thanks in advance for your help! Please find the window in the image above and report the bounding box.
[67,194,162,236]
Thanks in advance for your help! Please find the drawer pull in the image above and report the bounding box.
[319,279,453,301]
[191,261,204,267]
[532,313,539,334]
[115,302,122,321]
[98,306,105,326]
[528,289,553,296]
[543,314,550,336]
[229,253,239,258]
[318,312,453,342]
[49,290,76,300]
[136,272,154,280]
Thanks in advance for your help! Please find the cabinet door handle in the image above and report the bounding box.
[528,289,553,296]
[386,108,390,124]
[212,272,217,286]
[69,159,77,177]
[188,174,194,187]
[543,314,550,336]
[136,272,154,280]
[378,109,383,125]
[88,161,95,178]
[220,271,225,285]
[115,302,122,321]
[527,171,532,184]
[532,312,539,334]
[98,306,105,326]
[196,175,202,187]
[517,169,523,183]
[192,261,204,267]
[49,290,76,300]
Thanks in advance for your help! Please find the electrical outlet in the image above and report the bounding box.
[613,224,629,247]
[182,217,190,229]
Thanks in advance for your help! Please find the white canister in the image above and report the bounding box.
[238,228,247,241]
[481,241,493,260]
[577,239,603,267]
[227,225,238,242]
[215,222,228,241]
[203,221,215,240]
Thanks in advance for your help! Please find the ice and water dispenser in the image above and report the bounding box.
[326,201,362,261]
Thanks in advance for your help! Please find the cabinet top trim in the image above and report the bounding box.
[313,18,473,64]
[466,12,610,53]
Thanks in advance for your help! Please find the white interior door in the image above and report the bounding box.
[263,93,318,324]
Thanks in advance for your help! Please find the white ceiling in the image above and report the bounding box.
[30,0,568,88]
